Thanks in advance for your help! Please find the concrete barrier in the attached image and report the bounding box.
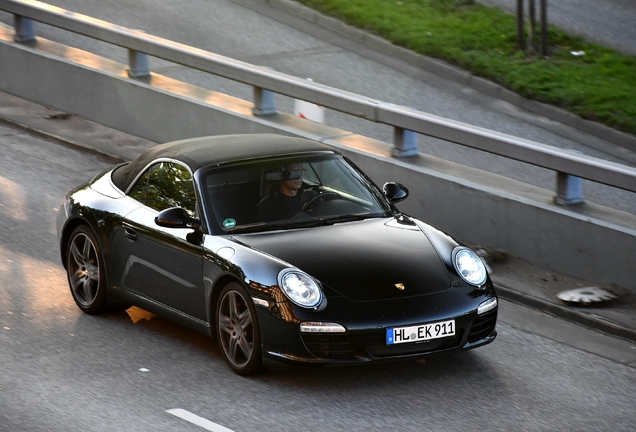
[1,25,635,292]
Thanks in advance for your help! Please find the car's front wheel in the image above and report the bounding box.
[66,225,108,314]
[215,282,262,375]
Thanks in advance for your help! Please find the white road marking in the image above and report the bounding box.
[166,409,235,432]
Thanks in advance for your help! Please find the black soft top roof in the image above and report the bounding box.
[111,134,335,192]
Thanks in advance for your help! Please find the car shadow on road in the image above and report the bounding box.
[262,349,500,383]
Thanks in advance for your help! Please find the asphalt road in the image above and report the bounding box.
[1,123,636,432]
[0,0,635,215]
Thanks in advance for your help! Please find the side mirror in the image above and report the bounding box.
[155,207,201,230]
[383,182,409,204]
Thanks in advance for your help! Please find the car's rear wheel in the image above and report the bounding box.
[66,225,108,314]
[215,282,262,375]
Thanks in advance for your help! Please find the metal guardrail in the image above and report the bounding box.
[2,0,636,199]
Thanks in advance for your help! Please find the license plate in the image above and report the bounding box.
[386,319,455,345]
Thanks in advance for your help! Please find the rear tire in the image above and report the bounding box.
[66,225,108,314]
[215,282,263,375]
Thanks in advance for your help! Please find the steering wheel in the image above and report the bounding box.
[302,192,341,212]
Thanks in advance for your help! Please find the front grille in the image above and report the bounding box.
[467,310,497,343]
[301,333,356,359]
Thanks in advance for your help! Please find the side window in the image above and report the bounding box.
[130,162,197,217]
[128,170,150,204]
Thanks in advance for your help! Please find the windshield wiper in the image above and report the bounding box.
[317,214,379,225]
[226,213,383,233]
[226,218,323,233]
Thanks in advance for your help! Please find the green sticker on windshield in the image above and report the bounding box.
[223,218,236,228]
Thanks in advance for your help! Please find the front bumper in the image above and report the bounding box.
[260,308,498,366]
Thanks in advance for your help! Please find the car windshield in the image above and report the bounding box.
[201,154,393,233]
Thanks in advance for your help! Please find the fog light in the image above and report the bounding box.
[478,297,497,315]
[300,322,346,333]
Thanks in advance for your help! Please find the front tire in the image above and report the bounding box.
[215,282,262,375]
[66,225,108,314]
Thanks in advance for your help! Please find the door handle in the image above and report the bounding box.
[123,225,138,241]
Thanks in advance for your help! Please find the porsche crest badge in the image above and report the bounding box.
[395,283,405,290]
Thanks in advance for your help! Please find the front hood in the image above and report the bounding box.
[233,217,452,301]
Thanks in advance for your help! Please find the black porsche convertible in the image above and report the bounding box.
[56,134,497,375]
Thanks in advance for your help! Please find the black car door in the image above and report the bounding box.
[120,161,206,320]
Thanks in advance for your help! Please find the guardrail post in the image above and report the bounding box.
[253,87,276,116]
[554,150,584,205]
[127,50,150,78]
[392,127,419,157]
[13,15,35,43]
[555,171,584,205]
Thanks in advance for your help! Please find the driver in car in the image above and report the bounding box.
[257,162,318,222]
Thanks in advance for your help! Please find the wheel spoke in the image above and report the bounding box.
[237,308,252,329]
[69,240,84,266]
[218,314,233,334]
[82,236,93,261]
[87,264,99,282]
[82,280,95,303]
[228,292,239,320]
[237,336,253,359]
[69,268,83,290]
[227,334,238,361]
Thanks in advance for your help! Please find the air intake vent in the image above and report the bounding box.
[302,333,355,359]
[468,310,497,343]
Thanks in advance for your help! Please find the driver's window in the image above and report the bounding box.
[128,170,149,204]
[131,162,197,217]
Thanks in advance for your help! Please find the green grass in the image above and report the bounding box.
[296,0,636,135]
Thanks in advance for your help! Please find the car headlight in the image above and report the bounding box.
[452,247,487,287]
[278,269,323,308]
